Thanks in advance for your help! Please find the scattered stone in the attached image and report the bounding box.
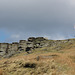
[36,56,40,61]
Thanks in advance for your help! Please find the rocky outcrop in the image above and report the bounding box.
[0,37,48,57]
[0,37,75,57]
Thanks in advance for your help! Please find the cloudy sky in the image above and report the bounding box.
[0,0,75,42]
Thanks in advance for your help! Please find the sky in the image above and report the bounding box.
[0,0,75,42]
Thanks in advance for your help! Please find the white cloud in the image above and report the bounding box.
[53,35,65,40]
[42,34,65,40]
[11,34,20,38]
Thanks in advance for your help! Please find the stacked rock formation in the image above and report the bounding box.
[0,37,48,57]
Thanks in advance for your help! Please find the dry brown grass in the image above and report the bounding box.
[0,69,4,75]
[0,47,75,75]
[0,70,3,75]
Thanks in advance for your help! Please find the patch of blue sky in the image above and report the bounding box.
[0,29,10,42]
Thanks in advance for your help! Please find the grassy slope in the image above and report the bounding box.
[0,39,75,75]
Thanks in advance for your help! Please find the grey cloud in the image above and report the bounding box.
[0,0,75,42]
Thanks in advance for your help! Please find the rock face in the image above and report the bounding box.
[0,43,8,56]
[0,37,75,57]
[0,37,48,57]
[18,40,27,51]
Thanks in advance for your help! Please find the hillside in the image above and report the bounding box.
[0,38,75,75]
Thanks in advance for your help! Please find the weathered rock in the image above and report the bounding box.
[0,37,75,57]
[0,43,8,56]
[28,37,35,42]
[18,40,27,51]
